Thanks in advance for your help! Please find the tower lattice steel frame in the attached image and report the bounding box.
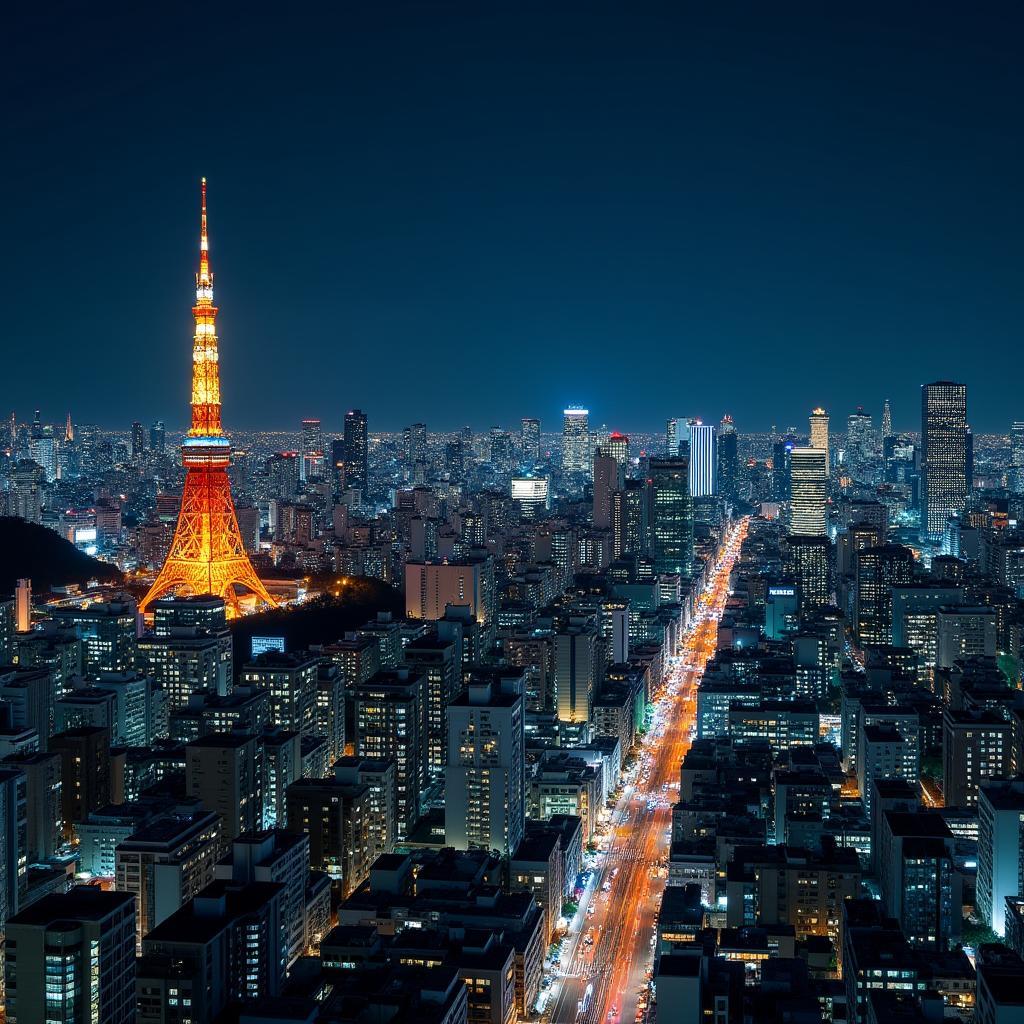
[140,179,276,617]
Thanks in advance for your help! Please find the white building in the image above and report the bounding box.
[688,421,717,498]
[789,446,828,536]
[977,780,1024,936]
[445,671,525,857]
[562,407,591,476]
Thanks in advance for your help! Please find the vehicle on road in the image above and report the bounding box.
[577,983,594,1018]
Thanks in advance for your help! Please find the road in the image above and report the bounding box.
[545,516,749,1024]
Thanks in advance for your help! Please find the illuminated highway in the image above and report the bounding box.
[545,517,749,1024]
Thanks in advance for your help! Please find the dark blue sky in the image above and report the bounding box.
[5,3,1022,433]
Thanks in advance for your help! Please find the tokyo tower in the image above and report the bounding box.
[139,179,276,617]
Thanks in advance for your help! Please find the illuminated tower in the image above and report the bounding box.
[688,419,717,497]
[809,407,830,468]
[140,180,276,616]
[562,407,590,476]
[921,381,968,539]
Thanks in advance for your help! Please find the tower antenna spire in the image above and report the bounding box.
[198,177,211,287]
[140,179,276,618]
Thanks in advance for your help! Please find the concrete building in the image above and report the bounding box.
[115,809,221,950]
[445,671,525,857]
[977,780,1024,936]
[4,889,137,1024]
[185,733,263,852]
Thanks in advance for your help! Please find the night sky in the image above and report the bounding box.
[6,3,1022,433]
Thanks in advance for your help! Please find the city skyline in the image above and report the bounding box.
[4,7,1024,1024]
[5,5,1023,432]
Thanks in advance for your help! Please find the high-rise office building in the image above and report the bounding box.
[131,420,146,462]
[285,777,373,895]
[51,600,137,676]
[562,407,590,476]
[881,399,893,439]
[845,408,873,476]
[300,418,323,482]
[404,422,427,467]
[592,448,623,530]
[977,780,1024,936]
[352,670,426,839]
[553,624,598,727]
[718,415,738,499]
[4,889,137,1024]
[185,733,263,852]
[809,408,830,468]
[854,544,915,645]
[921,381,968,538]
[330,438,346,494]
[648,458,693,576]
[665,418,687,458]
[784,536,832,611]
[605,431,628,469]
[242,651,318,733]
[789,447,828,536]
[612,480,648,560]
[114,809,221,950]
[0,767,26,949]
[521,418,541,463]
[10,461,46,523]
[488,429,512,474]
[1011,421,1024,467]
[149,421,166,454]
[343,409,368,493]
[688,420,717,498]
[51,726,111,836]
[404,633,460,779]
[445,671,525,857]
[942,710,1012,807]
[772,432,796,502]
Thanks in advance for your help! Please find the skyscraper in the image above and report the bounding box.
[605,431,628,469]
[688,420,717,497]
[845,408,873,475]
[149,420,166,454]
[139,179,276,616]
[665,417,685,457]
[1011,421,1024,466]
[553,624,598,726]
[921,381,968,538]
[330,438,346,494]
[300,418,324,482]
[131,420,146,462]
[404,422,427,468]
[612,480,648,559]
[343,409,368,493]
[648,457,693,577]
[854,544,915,645]
[521,417,541,463]
[28,416,56,482]
[789,447,828,536]
[784,535,832,610]
[562,407,590,476]
[881,399,893,439]
[592,448,623,530]
[717,415,738,499]
[809,407,830,468]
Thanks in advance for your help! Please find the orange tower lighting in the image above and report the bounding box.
[139,179,276,617]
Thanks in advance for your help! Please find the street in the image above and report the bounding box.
[545,516,749,1024]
